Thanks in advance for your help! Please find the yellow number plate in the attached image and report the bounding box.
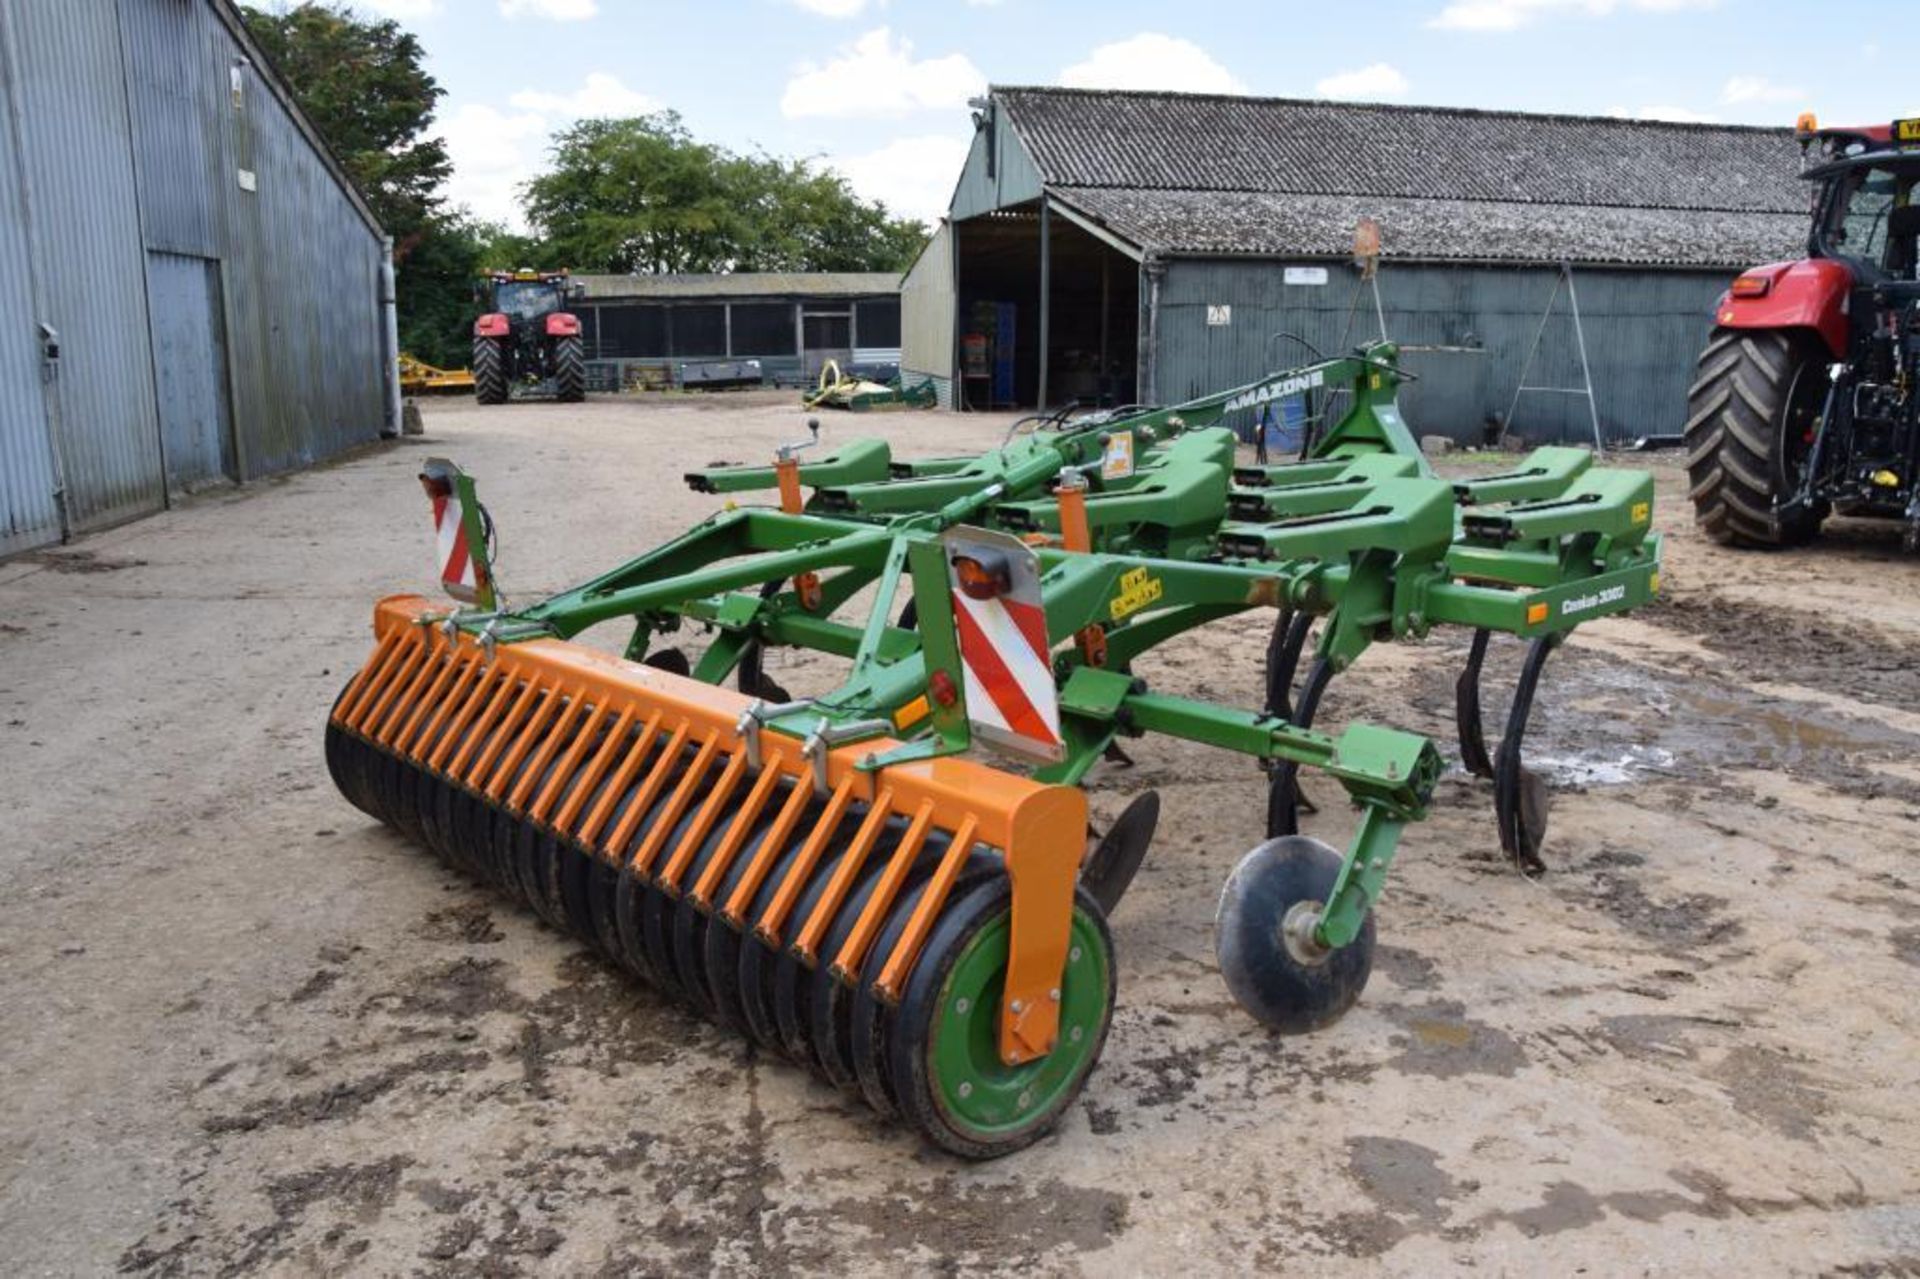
[1896,118,1920,143]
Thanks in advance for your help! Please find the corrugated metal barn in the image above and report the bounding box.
[0,0,394,557]
[902,87,1809,443]
[574,273,901,388]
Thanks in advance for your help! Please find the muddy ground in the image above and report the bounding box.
[2,390,1917,1275]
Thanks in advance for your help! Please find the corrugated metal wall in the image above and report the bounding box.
[949,107,1043,222]
[7,0,165,531]
[0,0,386,556]
[901,221,954,385]
[0,4,59,555]
[1154,259,1732,443]
[120,0,387,478]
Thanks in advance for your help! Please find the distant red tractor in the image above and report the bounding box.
[1687,116,1920,550]
[472,269,587,405]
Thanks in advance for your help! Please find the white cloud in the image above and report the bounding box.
[781,28,985,120]
[1606,103,1720,123]
[788,0,871,14]
[352,0,440,17]
[498,0,597,20]
[437,71,661,229]
[1720,75,1806,106]
[437,103,551,227]
[1058,34,1245,94]
[1429,0,1714,31]
[1314,63,1409,101]
[510,72,658,116]
[828,133,969,222]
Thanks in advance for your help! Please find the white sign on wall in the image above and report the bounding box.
[1284,266,1330,286]
[1206,305,1232,326]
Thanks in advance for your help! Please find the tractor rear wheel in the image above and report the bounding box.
[554,334,586,403]
[1683,327,1826,547]
[473,336,507,405]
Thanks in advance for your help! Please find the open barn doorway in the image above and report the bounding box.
[952,203,1139,411]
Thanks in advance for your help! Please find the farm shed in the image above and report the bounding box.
[571,272,902,389]
[0,0,395,557]
[904,86,1809,442]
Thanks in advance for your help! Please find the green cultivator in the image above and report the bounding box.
[327,342,1661,1156]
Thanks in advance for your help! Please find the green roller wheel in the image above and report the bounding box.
[888,880,1114,1159]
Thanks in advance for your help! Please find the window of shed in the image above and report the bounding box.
[856,298,901,347]
[729,303,796,356]
[596,305,666,357]
[669,305,728,357]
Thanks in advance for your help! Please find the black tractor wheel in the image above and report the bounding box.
[473,336,508,406]
[1683,327,1827,548]
[554,334,586,403]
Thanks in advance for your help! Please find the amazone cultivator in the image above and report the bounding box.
[327,343,1661,1156]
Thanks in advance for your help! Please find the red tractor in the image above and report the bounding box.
[1687,116,1920,550]
[472,269,587,405]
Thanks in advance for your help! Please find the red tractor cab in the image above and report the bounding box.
[1687,115,1920,549]
[471,269,588,405]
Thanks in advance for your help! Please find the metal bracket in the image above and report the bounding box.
[733,697,813,772]
[800,717,892,795]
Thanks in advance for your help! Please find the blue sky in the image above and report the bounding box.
[341,0,1903,230]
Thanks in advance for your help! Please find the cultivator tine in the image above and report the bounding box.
[1493,636,1556,874]
[1263,609,1315,721]
[1454,629,1496,779]
[1267,657,1333,838]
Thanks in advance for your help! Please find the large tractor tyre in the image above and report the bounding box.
[1683,327,1827,548]
[473,336,508,406]
[554,334,586,403]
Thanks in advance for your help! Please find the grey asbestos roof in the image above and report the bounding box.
[995,88,1809,268]
[575,272,899,301]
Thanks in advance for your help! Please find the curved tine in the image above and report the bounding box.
[1262,607,1294,717]
[1455,629,1496,779]
[1494,636,1556,874]
[1266,656,1333,839]
[1265,611,1315,723]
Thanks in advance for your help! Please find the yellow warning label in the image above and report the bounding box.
[1109,566,1163,620]
[1630,501,1650,524]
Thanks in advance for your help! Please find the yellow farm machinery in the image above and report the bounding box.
[326,342,1661,1156]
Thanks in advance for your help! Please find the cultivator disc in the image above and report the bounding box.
[325,596,1105,1157]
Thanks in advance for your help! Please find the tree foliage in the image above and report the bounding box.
[241,2,476,366]
[240,3,448,233]
[238,9,928,364]
[524,114,926,275]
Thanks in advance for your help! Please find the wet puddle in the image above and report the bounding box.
[1435,650,1920,794]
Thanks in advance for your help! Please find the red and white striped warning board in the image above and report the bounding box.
[419,458,491,607]
[944,528,1062,762]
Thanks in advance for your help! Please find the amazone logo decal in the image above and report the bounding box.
[1225,370,1325,413]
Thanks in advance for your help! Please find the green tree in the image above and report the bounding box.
[525,113,927,275]
[241,2,474,366]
